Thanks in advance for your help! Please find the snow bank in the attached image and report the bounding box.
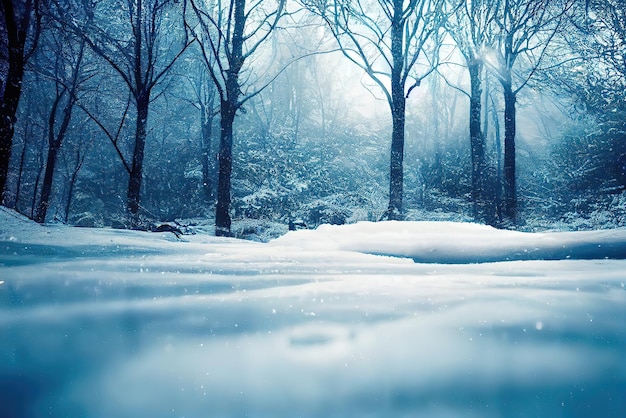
[4,205,624,264]
[272,221,626,263]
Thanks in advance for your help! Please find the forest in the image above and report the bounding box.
[1,0,625,240]
[2,2,626,415]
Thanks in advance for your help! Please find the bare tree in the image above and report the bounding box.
[304,0,449,220]
[70,0,192,226]
[186,0,287,236]
[446,0,498,222]
[33,23,88,223]
[0,0,40,202]
[485,0,573,225]
[195,72,218,205]
[176,60,219,204]
[61,136,90,222]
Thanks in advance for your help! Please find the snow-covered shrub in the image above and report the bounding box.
[299,198,352,227]
[72,212,106,228]
[232,218,288,242]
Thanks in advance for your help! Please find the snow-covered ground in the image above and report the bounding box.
[1,207,626,417]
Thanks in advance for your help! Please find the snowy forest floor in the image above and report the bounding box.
[1,206,626,417]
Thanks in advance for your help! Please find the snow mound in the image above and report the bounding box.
[271,221,626,263]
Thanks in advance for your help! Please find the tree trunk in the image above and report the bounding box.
[31,144,45,218]
[214,0,244,237]
[34,142,59,223]
[388,95,406,219]
[12,136,28,209]
[127,95,149,225]
[215,99,235,236]
[468,61,485,220]
[502,83,517,225]
[0,0,36,202]
[385,0,406,220]
[200,105,214,203]
[65,153,82,222]
[493,100,502,224]
[65,178,75,222]
[0,43,26,202]
[35,88,75,223]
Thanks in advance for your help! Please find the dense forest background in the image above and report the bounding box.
[1,0,625,240]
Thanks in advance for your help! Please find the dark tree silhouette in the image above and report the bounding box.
[305,0,449,220]
[446,0,498,223]
[186,0,287,236]
[71,0,192,226]
[33,27,87,223]
[0,0,40,202]
[485,0,573,225]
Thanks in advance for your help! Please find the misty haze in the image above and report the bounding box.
[1,0,625,417]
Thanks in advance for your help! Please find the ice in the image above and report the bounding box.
[1,208,626,417]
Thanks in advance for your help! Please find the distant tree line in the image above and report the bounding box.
[1,0,624,237]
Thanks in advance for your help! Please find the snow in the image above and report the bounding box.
[271,220,626,263]
[1,207,626,417]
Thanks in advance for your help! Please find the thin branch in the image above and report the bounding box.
[75,97,133,175]
[239,47,343,107]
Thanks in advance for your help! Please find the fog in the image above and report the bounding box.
[2,0,623,236]
[2,2,625,416]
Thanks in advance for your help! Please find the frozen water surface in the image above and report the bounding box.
[1,209,626,417]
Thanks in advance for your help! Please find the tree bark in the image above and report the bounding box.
[35,85,75,223]
[0,0,38,201]
[215,99,235,236]
[11,135,27,209]
[0,10,27,201]
[200,104,214,203]
[386,0,406,220]
[388,94,405,219]
[64,149,83,222]
[468,61,485,220]
[503,82,517,224]
[34,142,59,223]
[126,95,149,224]
[125,0,147,225]
[213,0,245,237]
[30,143,44,218]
